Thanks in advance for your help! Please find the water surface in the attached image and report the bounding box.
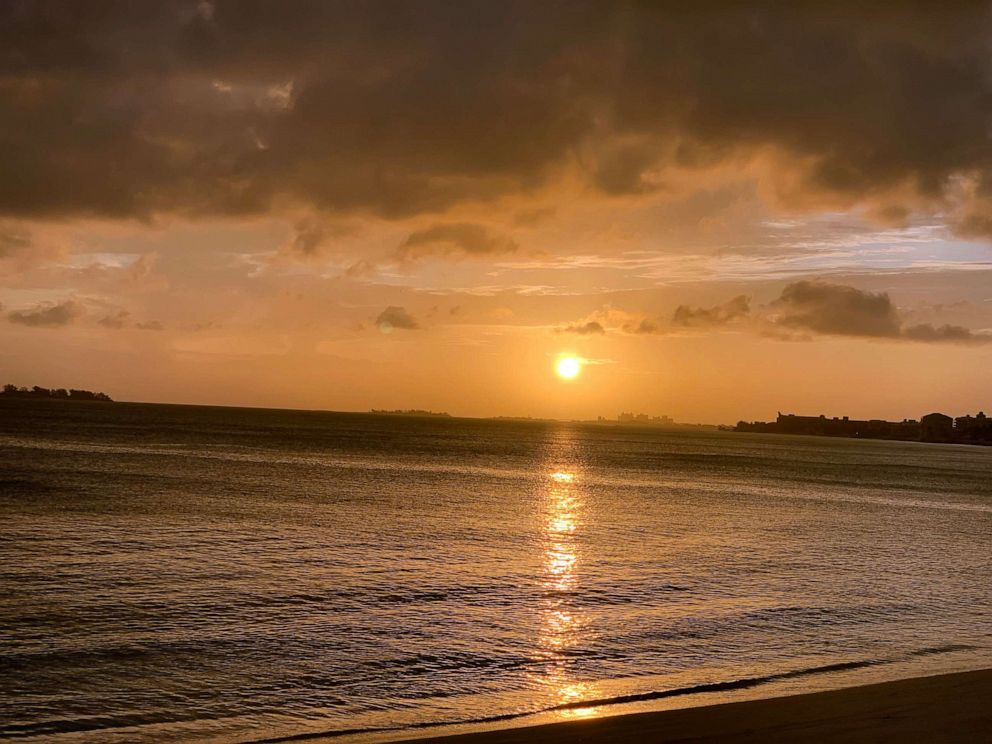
[2,400,991,741]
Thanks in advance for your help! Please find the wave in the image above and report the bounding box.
[252,643,979,743]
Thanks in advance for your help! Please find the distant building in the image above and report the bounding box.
[618,412,674,426]
[920,412,954,442]
[743,412,922,439]
[736,409,988,446]
[954,411,991,443]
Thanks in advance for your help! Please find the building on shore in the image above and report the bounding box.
[920,412,954,442]
[618,412,674,426]
[736,410,989,445]
[953,411,992,443]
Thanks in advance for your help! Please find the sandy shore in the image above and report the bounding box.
[405,669,992,743]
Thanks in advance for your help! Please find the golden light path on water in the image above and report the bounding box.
[537,437,602,719]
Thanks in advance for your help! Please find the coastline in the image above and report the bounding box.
[396,668,992,743]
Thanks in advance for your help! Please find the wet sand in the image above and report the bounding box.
[407,668,992,743]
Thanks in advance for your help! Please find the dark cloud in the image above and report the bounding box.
[591,141,663,196]
[625,318,661,334]
[902,323,989,344]
[556,320,605,335]
[285,217,326,257]
[767,281,991,343]
[98,309,131,328]
[95,310,165,331]
[769,281,899,337]
[3,2,992,235]
[398,223,518,261]
[673,295,751,326]
[282,217,355,258]
[375,305,419,331]
[8,299,81,327]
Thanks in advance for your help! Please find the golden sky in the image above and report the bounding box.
[2,2,992,422]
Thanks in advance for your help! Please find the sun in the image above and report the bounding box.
[556,356,582,380]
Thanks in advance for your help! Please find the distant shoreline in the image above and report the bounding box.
[0,396,712,428]
[4,396,988,445]
[736,411,992,447]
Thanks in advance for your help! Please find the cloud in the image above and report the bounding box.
[98,310,131,329]
[344,259,377,278]
[281,217,355,259]
[95,309,165,331]
[766,281,991,343]
[673,296,751,327]
[608,309,664,335]
[625,318,661,334]
[902,323,989,344]
[558,307,664,335]
[284,218,326,257]
[4,3,992,239]
[556,320,605,335]
[8,300,82,327]
[375,305,419,332]
[768,282,899,337]
[591,140,665,196]
[398,223,518,261]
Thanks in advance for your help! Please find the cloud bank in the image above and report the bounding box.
[2,2,992,238]
[556,320,606,335]
[8,299,81,327]
[673,296,751,327]
[767,281,990,343]
[555,282,991,344]
[398,223,519,261]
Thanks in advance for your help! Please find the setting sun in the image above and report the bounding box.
[556,356,582,380]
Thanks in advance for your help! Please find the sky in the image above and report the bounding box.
[2,1,992,423]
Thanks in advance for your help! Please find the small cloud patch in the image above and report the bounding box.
[376,306,420,333]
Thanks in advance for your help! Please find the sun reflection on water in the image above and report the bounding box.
[535,448,602,718]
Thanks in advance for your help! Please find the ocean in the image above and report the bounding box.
[2,399,991,742]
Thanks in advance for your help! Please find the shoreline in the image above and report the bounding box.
[396,668,992,743]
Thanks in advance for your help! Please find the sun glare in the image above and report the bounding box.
[556,356,582,380]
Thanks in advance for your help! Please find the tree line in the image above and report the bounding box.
[1,384,113,402]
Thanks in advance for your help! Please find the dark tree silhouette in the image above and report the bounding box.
[1,384,112,402]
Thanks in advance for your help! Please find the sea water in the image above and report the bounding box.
[2,400,991,741]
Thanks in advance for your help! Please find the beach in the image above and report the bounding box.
[410,669,992,743]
